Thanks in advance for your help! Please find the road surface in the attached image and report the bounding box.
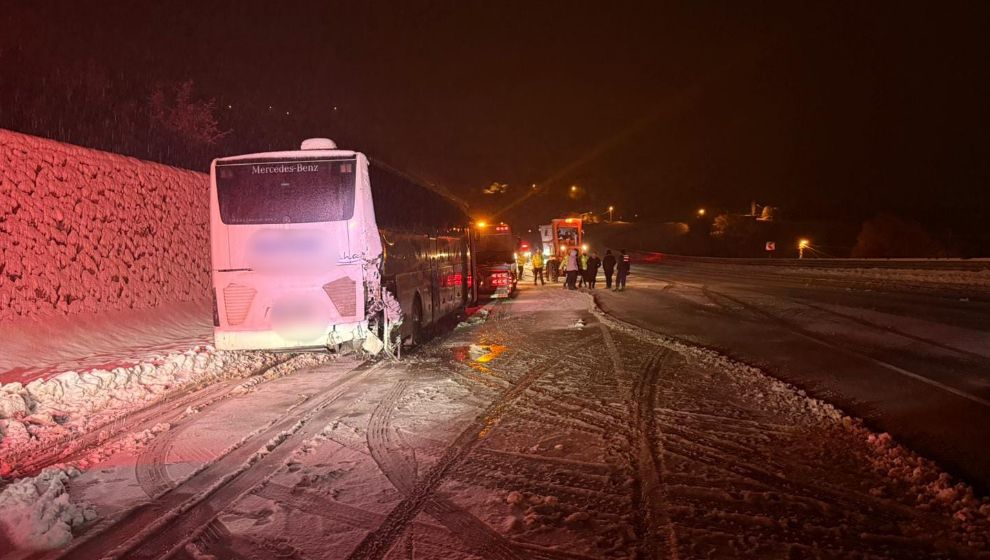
[595,260,990,494]
[3,283,988,559]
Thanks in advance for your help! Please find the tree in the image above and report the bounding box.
[148,80,229,165]
[851,214,946,258]
[710,213,762,256]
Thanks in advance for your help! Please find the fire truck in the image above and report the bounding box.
[550,218,584,259]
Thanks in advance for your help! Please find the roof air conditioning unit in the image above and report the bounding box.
[300,138,337,150]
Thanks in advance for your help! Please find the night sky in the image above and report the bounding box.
[3,1,988,234]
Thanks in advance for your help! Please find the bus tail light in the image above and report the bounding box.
[223,283,256,326]
[323,277,357,317]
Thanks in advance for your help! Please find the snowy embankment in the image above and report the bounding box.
[0,129,210,323]
[0,344,334,551]
[0,346,286,473]
[0,130,226,549]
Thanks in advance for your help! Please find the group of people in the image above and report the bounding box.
[521,248,631,291]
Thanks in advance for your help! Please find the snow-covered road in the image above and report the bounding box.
[597,261,990,496]
[2,283,989,559]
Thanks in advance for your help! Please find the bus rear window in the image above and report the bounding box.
[215,159,356,224]
[476,233,516,263]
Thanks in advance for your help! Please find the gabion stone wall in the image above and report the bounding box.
[0,129,210,321]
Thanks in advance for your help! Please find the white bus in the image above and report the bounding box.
[209,138,473,354]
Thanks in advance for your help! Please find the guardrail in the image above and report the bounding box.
[631,252,990,271]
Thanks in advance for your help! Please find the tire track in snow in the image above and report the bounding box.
[8,354,315,478]
[598,322,678,560]
[350,332,602,560]
[792,298,990,361]
[596,308,970,558]
[631,348,680,560]
[40,360,379,560]
[134,425,179,499]
[703,287,990,409]
[364,365,525,560]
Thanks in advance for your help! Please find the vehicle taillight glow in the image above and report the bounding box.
[490,271,511,287]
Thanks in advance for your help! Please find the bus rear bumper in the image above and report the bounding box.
[214,321,369,352]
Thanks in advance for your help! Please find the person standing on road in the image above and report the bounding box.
[564,249,579,290]
[615,249,631,291]
[577,251,589,288]
[586,251,601,289]
[602,250,616,289]
[516,251,528,281]
[531,251,545,285]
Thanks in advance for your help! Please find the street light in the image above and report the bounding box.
[608,205,614,222]
[798,239,810,259]
[570,185,578,192]
[697,208,706,217]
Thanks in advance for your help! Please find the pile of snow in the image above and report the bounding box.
[0,128,210,322]
[0,466,95,550]
[457,308,490,329]
[0,346,326,475]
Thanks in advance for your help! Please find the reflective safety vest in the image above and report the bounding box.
[580,255,589,270]
[531,252,544,268]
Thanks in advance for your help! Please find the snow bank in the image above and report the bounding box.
[0,346,332,475]
[0,466,95,550]
[0,128,209,322]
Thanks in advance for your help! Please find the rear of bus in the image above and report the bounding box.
[209,138,382,351]
[474,224,517,298]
